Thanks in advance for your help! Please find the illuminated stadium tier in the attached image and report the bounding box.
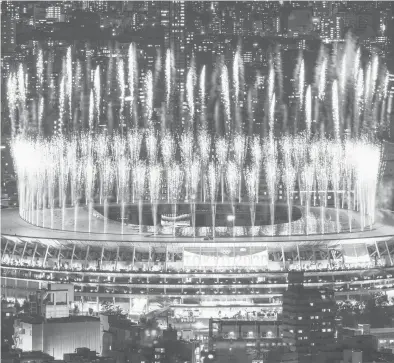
[1,208,394,317]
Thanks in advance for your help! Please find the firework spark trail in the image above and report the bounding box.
[305,85,312,138]
[161,131,176,167]
[186,61,196,120]
[128,43,138,121]
[66,47,73,123]
[199,66,206,126]
[133,162,146,201]
[215,137,228,202]
[94,66,101,123]
[198,128,211,165]
[225,161,239,204]
[221,65,231,130]
[197,128,211,202]
[280,135,293,169]
[37,48,44,91]
[148,164,162,203]
[318,57,327,101]
[117,58,126,126]
[275,45,283,102]
[88,90,94,132]
[145,70,153,126]
[268,62,275,104]
[165,48,173,106]
[180,131,194,165]
[299,58,305,108]
[189,158,200,199]
[251,135,263,169]
[269,92,276,139]
[314,45,325,92]
[148,164,162,234]
[146,129,158,165]
[282,165,296,235]
[371,54,379,94]
[233,133,247,201]
[354,69,364,137]
[168,164,184,235]
[59,76,65,134]
[264,148,278,236]
[132,161,146,233]
[233,48,240,105]
[354,47,361,82]
[17,64,26,107]
[95,133,109,204]
[243,166,258,235]
[167,164,184,202]
[292,134,307,205]
[207,161,219,237]
[332,80,340,140]
[113,134,127,203]
[363,62,372,132]
[161,131,176,200]
[303,164,315,233]
[106,51,113,97]
[128,129,143,167]
[7,73,17,136]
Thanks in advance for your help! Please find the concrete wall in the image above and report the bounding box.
[41,320,101,359]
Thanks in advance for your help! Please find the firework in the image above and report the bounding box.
[117,58,126,123]
[165,48,173,106]
[148,164,162,203]
[133,162,147,201]
[199,66,206,124]
[146,129,158,165]
[332,80,340,140]
[186,62,196,119]
[221,65,231,123]
[225,161,239,204]
[128,129,143,166]
[161,131,176,166]
[37,48,44,91]
[305,85,312,138]
[198,128,211,165]
[145,70,153,126]
[180,131,194,165]
[168,164,184,202]
[94,66,101,121]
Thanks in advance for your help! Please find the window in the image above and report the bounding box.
[297,330,303,333]
[298,317,302,320]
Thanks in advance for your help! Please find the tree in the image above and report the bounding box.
[100,301,127,318]
[14,300,21,313]
[22,300,30,313]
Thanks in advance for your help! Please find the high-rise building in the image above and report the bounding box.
[281,272,336,362]
[1,2,17,54]
[1,16,16,53]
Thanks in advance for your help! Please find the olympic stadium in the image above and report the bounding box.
[2,182,394,319]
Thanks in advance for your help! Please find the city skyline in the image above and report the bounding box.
[1,2,394,363]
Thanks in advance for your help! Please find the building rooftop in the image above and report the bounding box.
[19,314,99,324]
